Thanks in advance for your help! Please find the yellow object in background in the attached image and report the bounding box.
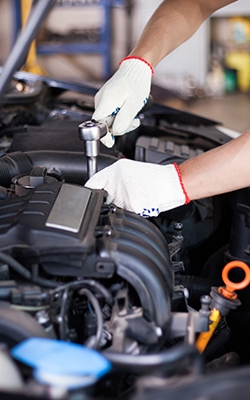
[21,0,46,75]
[225,51,250,92]
[228,17,250,45]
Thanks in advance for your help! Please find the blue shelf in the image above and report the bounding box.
[11,0,126,79]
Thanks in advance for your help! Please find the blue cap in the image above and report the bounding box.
[11,338,111,389]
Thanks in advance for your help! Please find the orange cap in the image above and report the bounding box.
[218,260,250,299]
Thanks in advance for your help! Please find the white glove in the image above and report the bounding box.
[85,159,190,217]
[92,57,154,148]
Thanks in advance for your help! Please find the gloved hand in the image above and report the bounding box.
[92,56,154,148]
[85,159,190,217]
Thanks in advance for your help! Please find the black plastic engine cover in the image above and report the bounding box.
[135,135,204,165]
[0,180,173,338]
[0,182,104,267]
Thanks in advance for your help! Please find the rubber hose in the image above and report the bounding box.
[203,326,231,361]
[0,252,31,281]
[178,275,222,304]
[0,151,117,188]
[103,343,203,375]
[0,152,33,187]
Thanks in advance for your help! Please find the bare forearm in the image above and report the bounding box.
[179,129,250,201]
[129,0,237,67]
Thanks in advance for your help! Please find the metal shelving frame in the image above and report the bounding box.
[11,0,125,79]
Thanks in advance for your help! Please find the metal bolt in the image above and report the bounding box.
[200,295,211,316]
[155,327,162,337]
[85,121,96,127]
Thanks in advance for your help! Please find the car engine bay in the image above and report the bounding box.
[1,2,250,398]
[1,70,250,400]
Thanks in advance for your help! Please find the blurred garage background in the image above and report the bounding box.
[0,0,250,132]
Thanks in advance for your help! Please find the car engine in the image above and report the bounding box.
[1,4,250,397]
[0,69,250,400]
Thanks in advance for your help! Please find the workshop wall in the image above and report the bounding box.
[0,0,249,93]
[35,3,128,83]
[132,0,250,97]
[0,1,12,64]
[0,1,129,84]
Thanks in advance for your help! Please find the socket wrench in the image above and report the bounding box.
[79,95,153,180]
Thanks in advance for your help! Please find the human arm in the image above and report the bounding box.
[129,0,237,67]
[179,128,250,200]
[93,0,237,144]
[85,129,250,217]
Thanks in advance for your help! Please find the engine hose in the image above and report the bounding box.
[0,152,33,188]
[0,151,117,188]
[0,252,60,289]
[0,252,31,280]
[51,279,113,305]
[203,325,231,361]
[79,288,103,350]
[103,343,203,375]
[56,287,103,348]
[177,275,222,304]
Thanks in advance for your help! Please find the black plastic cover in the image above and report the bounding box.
[0,182,104,266]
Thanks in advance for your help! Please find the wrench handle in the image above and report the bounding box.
[79,95,153,180]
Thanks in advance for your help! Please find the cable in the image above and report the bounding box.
[0,252,60,288]
[56,286,103,349]
[0,253,109,347]
[79,288,103,350]
[0,252,31,280]
[103,343,203,375]
[58,288,69,341]
[0,251,113,303]
[51,279,113,305]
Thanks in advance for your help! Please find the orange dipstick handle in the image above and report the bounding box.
[218,260,250,299]
[197,260,250,353]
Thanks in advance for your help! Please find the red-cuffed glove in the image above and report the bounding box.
[85,159,190,217]
[92,57,154,148]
